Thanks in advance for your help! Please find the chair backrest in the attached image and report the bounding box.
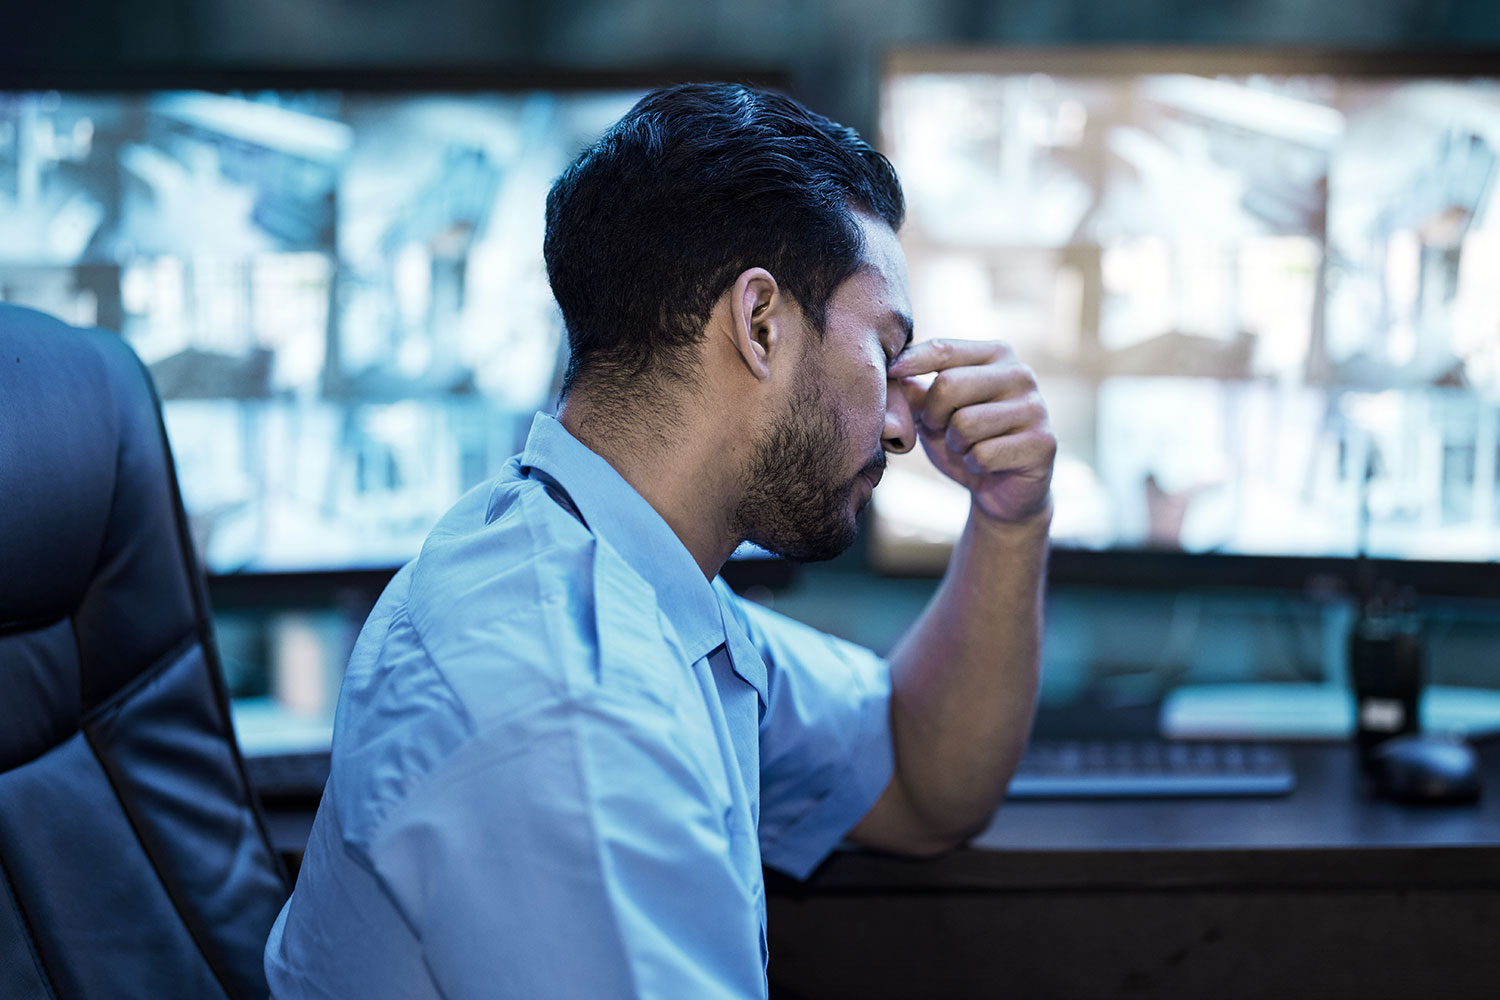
[0,305,289,999]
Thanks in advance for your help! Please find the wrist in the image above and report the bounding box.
[970,494,1053,541]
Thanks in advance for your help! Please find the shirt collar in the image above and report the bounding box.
[518,412,731,667]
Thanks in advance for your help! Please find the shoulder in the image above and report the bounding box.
[405,471,600,692]
[343,471,608,733]
[404,474,692,711]
[329,471,695,847]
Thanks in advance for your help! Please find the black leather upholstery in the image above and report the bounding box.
[0,305,289,999]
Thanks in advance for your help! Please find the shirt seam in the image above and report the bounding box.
[364,518,581,838]
[355,604,481,844]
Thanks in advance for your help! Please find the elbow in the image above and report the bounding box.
[852,771,1003,858]
[926,814,992,855]
[893,821,986,859]
[893,805,995,858]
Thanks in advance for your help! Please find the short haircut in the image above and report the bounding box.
[544,82,905,400]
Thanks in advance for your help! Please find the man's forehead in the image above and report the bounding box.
[850,213,912,315]
[853,211,907,275]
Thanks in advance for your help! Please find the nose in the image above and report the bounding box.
[882,379,916,454]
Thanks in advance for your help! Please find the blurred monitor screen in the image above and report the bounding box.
[877,51,1500,575]
[0,85,644,573]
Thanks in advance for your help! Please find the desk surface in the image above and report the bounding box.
[765,740,1500,1000]
[775,742,1500,896]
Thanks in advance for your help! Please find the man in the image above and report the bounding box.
[265,82,1055,998]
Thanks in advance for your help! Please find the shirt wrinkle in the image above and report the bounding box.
[562,693,653,1000]
[264,410,897,1000]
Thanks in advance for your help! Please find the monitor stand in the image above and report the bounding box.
[1160,683,1500,741]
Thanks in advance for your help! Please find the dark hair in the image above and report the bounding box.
[544,82,905,400]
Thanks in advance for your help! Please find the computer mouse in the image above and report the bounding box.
[1367,734,1482,804]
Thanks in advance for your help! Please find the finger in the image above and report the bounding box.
[922,365,1036,432]
[888,338,1009,378]
[961,429,1059,478]
[896,373,929,415]
[944,395,1048,456]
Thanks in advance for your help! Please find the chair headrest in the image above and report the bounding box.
[0,304,198,709]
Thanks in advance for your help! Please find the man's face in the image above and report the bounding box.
[736,214,915,562]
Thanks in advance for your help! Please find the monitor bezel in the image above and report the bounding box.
[885,46,1500,81]
[0,65,789,95]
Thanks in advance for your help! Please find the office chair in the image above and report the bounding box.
[0,305,289,998]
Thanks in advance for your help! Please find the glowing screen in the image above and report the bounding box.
[1,87,642,572]
[879,60,1500,569]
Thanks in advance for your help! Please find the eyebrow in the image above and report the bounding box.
[889,311,914,352]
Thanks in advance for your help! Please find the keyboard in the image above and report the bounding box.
[243,749,332,802]
[1007,740,1296,799]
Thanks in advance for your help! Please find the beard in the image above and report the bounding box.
[733,367,885,563]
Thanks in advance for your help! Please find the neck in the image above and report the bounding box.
[557,395,745,578]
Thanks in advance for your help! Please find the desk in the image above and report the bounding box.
[765,741,1500,999]
[260,742,1500,999]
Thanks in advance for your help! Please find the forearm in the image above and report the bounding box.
[851,335,1056,855]
[883,498,1050,848]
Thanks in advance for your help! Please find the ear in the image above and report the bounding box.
[727,267,785,382]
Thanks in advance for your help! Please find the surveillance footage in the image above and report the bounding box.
[0,88,641,572]
[878,68,1500,567]
[6,74,1498,573]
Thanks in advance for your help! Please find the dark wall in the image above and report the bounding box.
[9,0,1500,137]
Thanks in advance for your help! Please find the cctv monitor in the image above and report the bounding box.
[0,76,648,584]
[879,49,1500,597]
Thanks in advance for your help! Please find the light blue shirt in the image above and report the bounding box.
[264,413,895,999]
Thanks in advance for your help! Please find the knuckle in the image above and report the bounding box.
[1027,429,1058,465]
[928,370,955,401]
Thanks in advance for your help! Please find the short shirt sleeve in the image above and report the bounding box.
[716,582,895,879]
[367,690,767,1000]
